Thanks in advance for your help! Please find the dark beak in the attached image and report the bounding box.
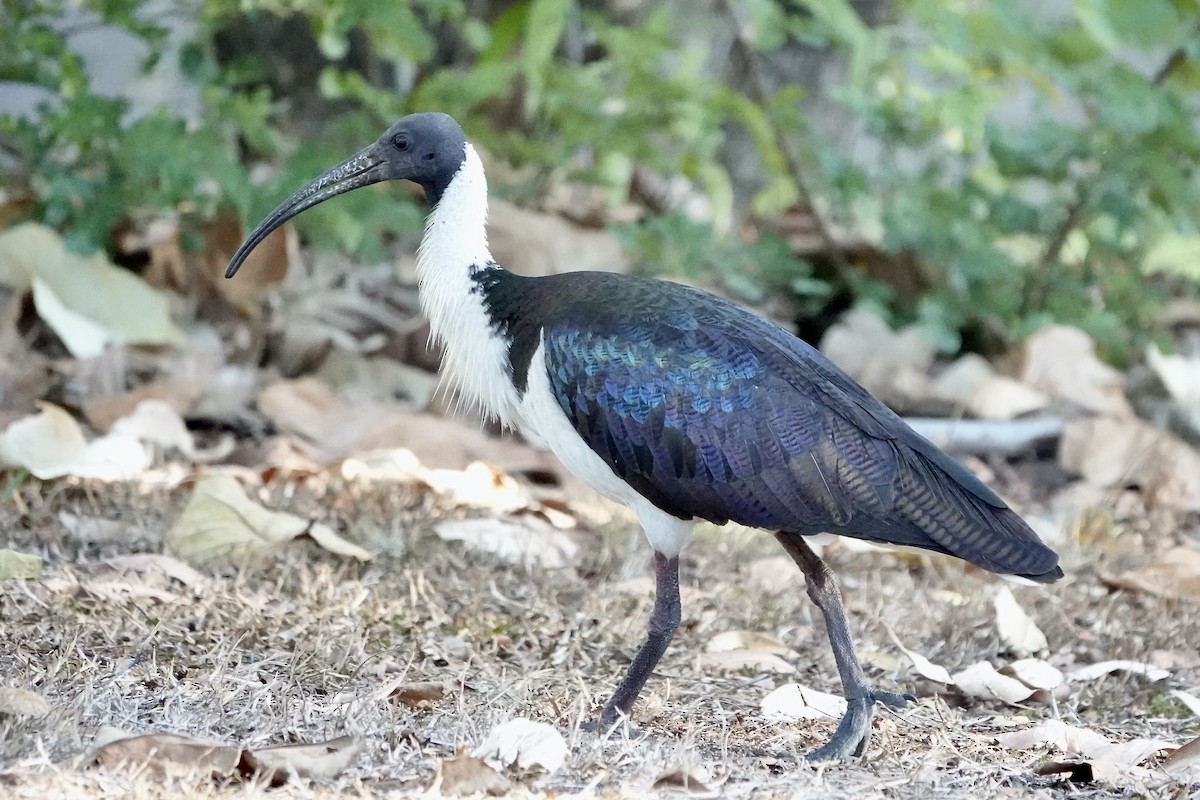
[225,143,389,278]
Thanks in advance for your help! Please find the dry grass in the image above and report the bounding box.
[1,473,1198,799]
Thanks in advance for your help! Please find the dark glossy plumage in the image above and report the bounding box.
[478,267,1061,583]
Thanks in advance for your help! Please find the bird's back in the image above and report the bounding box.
[477,268,1061,583]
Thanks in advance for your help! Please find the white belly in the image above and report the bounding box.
[516,340,695,558]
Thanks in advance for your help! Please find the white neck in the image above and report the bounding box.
[415,144,518,425]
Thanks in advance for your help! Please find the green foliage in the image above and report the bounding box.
[2,0,1198,361]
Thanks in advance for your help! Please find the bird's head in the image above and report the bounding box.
[225,112,467,278]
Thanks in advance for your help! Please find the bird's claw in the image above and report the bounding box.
[802,689,916,761]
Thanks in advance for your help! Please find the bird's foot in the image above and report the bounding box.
[580,709,644,740]
[802,689,916,761]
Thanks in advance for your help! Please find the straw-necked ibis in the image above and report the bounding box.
[227,112,1062,760]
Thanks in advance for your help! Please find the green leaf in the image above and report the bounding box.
[1142,233,1200,282]
[523,0,571,116]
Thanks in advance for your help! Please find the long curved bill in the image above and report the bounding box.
[225,143,389,278]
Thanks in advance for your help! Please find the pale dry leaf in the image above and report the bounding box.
[92,733,242,779]
[0,403,148,480]
[1164,734,1200,777]
[1169,689,1200,718]
[885,626,953,684]
[165,474,371,566]
[82,380,199,433]
[249,736,363,782]
[761,683,848,721]
[474,718,568,774]
[105,554,209,590]
[1060,418,1200,512]
[109,399,196,458]
[706,630,796,656]
[1102,546,1200,601]
[652,767,719,797]
[1020,324,1131,416]
[699,650,796,674]
[1002,658,1065,691]
[0,549,42,580]
[952,661,1038,705]
[1146,344,1200,404]
[0,687,51,717]
[993,586,1048,657]
[434,518,576,570]
[997,720,1174,769]
[388,681,446,709]
[1066,660,1170,684]
[0,223,185,356]
[437,747,510,797]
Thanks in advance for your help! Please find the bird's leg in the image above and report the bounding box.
[598,550,681,729]
[774,531,914,760]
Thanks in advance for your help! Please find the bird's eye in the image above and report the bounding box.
[392,134,409,152]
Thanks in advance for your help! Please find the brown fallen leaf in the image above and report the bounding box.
[652,767,719,797]
[247,736,364,783]
[93,733,243,780]
[201,213,292,312]
[1020,324,1132,417]
[0,686,51,717]
[165,474,371,567]
[1102,546,1200,601]
[437,747,510,797]
[389,681,446,709]
[1164,734,1200,777]
[82,380,199,433]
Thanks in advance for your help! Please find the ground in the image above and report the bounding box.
[1,465,1197,799]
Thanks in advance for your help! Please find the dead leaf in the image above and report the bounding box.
[1102,546,1200,600]
[706,630,797,656]
[761,683,848,721]
[652,767,719,797]
[996,720,1174,770]
[104,554,210,590]
[165,474,371,566]
[0,549,42,580]
[885,626,953,684]
[0,223,186,356]
[1002,658,1065,691]
[1146,344,1200,405]
[1169,689,1200,718]
[1164,734,1200,777]
[434,518,576,570]
[109,400,197,459]
[951,661,1038,705]
[202,213,292,312]
[0,403,148,480]
[1060,417,1200,511]
[474,718,568,774]
[82,381,199,433]
[993,586,1048,657]
[92,733,242,780]
[437,747,510,797]
[248,736,363,782]
[0,687,51,717]
[1020,324,1132,417]
[388,681,446,709]
[699,650,795,674]
[1066,660,1170,683]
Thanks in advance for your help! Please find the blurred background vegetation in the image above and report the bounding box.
[2,0,1199,362]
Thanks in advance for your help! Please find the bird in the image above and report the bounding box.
[226,112,1063,760]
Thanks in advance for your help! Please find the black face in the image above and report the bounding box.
[226,112,467,279]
